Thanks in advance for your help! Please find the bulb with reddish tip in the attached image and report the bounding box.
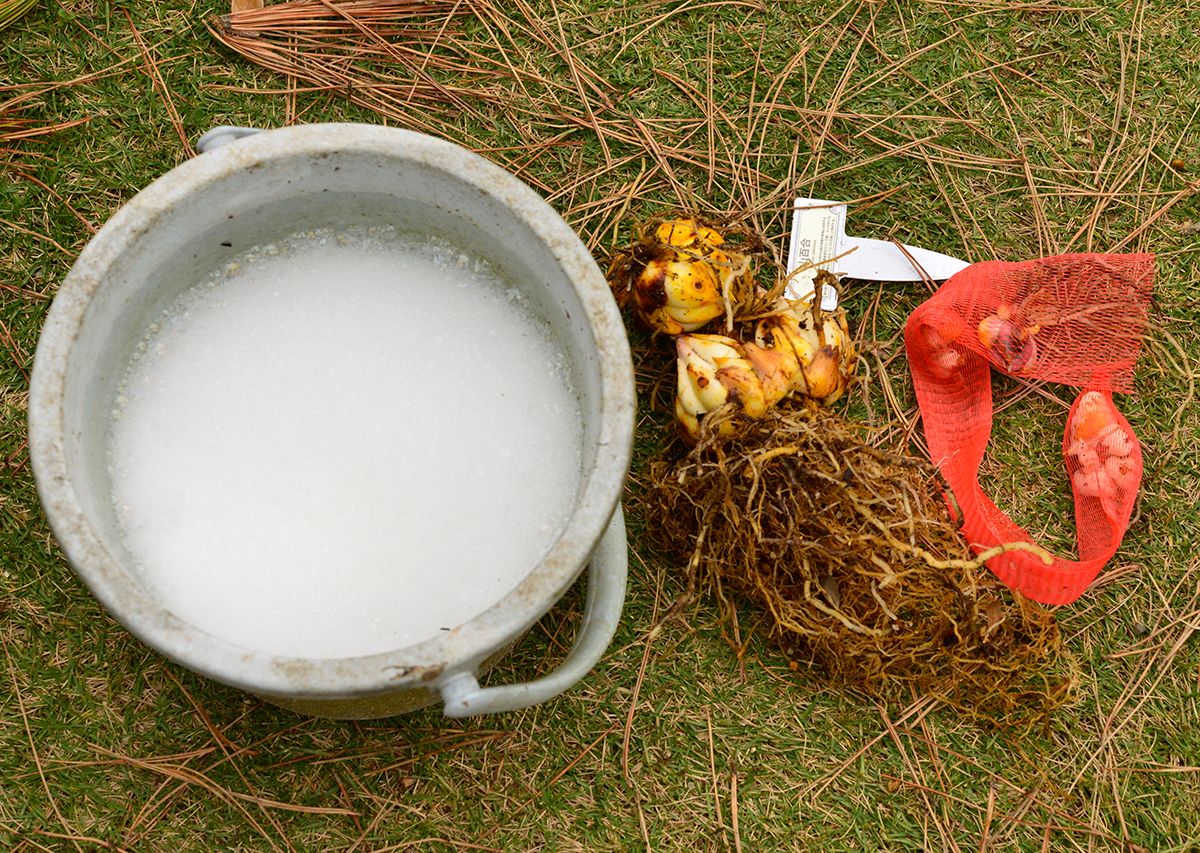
[1070,391,1116,442]
[754,283,855,406]
[977,313,1036,372]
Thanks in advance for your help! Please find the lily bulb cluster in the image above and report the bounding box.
[607,217,856,441]
[1066,391,1138,517]
[674,335,769,440]
[606,217,754,336]
[674,273,855,441]
[753,289,854,405]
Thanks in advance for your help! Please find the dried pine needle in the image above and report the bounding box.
[1,92,89,165]
[207,0,501,127]
[0,0,36,32]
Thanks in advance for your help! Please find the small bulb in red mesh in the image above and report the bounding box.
[1064,390,1141,523]
[914,305,969,378]
[1070,390,1114,440]
[977,307,1037,372]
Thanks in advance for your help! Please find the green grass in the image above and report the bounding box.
[4,0,1200,850]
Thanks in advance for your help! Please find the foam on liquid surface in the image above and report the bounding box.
[108,227,583,659]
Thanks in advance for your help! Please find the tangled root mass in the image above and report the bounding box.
[642,405,1069,725]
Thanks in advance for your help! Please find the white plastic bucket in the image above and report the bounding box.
[28,124,635,719]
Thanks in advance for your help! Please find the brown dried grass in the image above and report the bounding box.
[0,91,91,258]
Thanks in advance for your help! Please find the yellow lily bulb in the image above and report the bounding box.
[801,347,846,404]
[675,334,768,441]
[752,295,854,406]
[655,218,727,255]
[758,303,853,401]
[633,254,725,335]
[754,311,817,396]
[742,341,799,407]
[607,217,759,335]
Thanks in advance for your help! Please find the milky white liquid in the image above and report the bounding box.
[107,227,583,659]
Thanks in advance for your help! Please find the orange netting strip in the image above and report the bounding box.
[904,253,1155,604]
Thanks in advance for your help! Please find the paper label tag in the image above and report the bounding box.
[787,199,846,308]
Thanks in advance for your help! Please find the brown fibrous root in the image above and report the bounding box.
[640,404,1071,726]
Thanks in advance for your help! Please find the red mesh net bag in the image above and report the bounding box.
[904,254,1155,604]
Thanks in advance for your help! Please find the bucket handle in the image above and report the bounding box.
[196,125,263,153]
[437,504,627,717]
